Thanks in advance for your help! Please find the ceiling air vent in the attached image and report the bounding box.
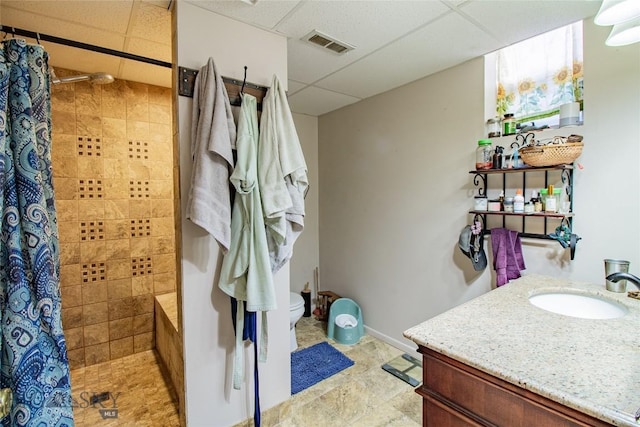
[303,30,354,55]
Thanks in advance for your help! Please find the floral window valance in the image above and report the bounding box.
[496,22,583,122]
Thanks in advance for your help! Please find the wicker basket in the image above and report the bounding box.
[520,142,583,167]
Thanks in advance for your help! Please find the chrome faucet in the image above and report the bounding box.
[606,272,640,290]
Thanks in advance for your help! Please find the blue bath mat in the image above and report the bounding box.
[291,341,354,394]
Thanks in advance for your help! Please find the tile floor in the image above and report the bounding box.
[69,316,422,427]
[235,316,423,427]
[70,350,180,426]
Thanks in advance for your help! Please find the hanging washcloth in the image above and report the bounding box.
[218,93,275,390]
[490,228,526,287]
[258,75,308,273]
[186,57,236,252]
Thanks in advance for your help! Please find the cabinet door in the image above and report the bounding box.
[425,396,484,427]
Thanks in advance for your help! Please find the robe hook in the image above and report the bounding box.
[241,66,247,94]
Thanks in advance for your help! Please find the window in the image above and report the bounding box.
[493,22,583,128]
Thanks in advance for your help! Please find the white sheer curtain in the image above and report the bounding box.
[496,22,583,122]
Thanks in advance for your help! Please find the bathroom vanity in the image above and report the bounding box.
[403,274,640,426]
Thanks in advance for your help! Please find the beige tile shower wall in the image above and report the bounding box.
[52,70,176,369]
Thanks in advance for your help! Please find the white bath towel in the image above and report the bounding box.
[186,58,236,252]
[258,75,308,272]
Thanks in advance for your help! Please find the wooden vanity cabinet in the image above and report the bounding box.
[416,346,612,427]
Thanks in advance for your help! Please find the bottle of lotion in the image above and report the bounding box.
[514,189,525,213]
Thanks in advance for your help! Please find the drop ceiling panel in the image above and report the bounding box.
[1,1,134,33]
[120,59,171,88]
[287,80,307,96]
[288,86,361,117]
[276,0,449,39]
[282,1,450,84]
[315,12,501,99]
[45,44,123,76]
[444,0,469,6]
[142,0,171,9]
[126,38,171,62]
[130,1,172,44]
[183,0,302,30]
[1,8,126,50]
[460,0,600,45]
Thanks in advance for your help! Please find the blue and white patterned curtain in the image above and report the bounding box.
[0,39,74,426]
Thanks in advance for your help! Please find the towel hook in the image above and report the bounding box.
[241,66,247,95]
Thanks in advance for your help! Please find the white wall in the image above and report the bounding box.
[290,114,319,296]
[175,3,290,426]
[318,19,640,353]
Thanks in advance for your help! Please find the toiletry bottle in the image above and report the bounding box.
[503,197,514,212]
[499,190,505,211]
[492,146,503,169]
[533,191,542,212]
[512,148,520,168]
[514,189,525,213]
[544,185,557,213]
[524,201,534,213]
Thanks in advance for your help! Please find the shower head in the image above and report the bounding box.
[51,71,114,85]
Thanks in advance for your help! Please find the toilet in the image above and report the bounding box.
[289,292,305,351]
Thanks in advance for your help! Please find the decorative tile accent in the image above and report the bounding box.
[78,179,103,199]
[77,136,102,157]
[131,256,152,277]
[129,180,150,198]
[129,140,149,160]
[80,221,105,241]
[130,219,151,237]
[81,262,106,283]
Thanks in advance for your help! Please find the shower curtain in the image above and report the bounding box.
[0,39,74,426]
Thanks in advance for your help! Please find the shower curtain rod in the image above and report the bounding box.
[0,25,172,69]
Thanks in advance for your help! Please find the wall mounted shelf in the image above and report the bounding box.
[468,164,580,260]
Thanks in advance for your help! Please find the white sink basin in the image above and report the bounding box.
[529,291,627,319]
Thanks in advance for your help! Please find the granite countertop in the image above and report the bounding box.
[403,274,640,427]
